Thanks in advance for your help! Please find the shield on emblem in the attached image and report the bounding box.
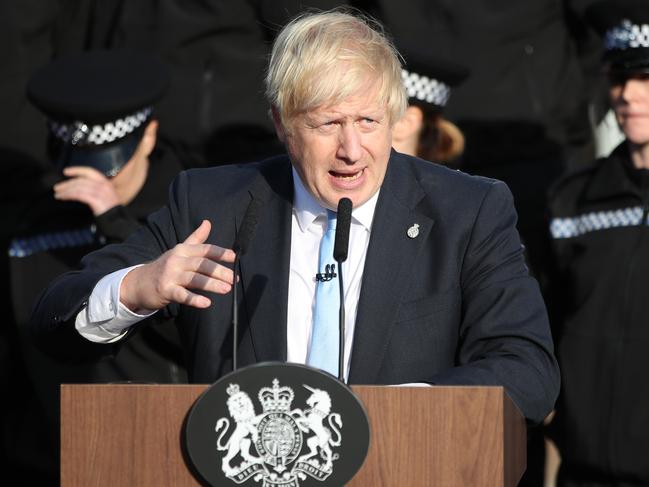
[184,362,370,487]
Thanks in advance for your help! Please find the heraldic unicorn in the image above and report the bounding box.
[214,379,343,486]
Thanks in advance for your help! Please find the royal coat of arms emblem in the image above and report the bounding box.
[214,379,343,486]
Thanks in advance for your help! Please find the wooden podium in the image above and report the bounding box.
[61,384,526,486]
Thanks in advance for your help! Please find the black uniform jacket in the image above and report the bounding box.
[11,145,187,385]
[548,141,649,481]
[30,150,560,424]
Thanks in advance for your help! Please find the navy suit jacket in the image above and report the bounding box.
[30,151,559,423]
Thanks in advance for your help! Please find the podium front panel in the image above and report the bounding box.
[61,384,525,486]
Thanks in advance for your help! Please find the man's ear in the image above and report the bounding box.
[270,106,287,143]
[138,120,158,158]
[392,105,424,141]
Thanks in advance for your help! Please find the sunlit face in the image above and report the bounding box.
[274,83,393,209]
[610,73,649,145]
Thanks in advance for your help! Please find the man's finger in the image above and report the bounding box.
[184,220,211,245]
[180,271,233,295]
[177,244,237,263]
[184,256,235,284]
[62,166,107,180]
[170,285,212,309]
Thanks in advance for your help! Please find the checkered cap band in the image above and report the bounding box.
[550,206,646,239]
[401,69,451,107]
[605,19,649,50]
[48,107,152,146]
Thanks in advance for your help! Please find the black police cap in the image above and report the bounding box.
[27,49,169,176]
[398,40,469,111]
[586,0,649,75]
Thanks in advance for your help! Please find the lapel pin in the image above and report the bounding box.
[407,223,420,239]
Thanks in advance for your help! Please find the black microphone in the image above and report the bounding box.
[333,197,352,381]
[231,197,263,371]
[334,198,352,262]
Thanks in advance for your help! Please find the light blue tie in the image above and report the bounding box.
[307,210,340,376]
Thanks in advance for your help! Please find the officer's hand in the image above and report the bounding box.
[120,220,236,312]
[53,166,120,216]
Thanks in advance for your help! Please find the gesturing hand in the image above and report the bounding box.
[120,220,236,313]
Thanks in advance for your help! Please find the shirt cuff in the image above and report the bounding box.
[75,265,157,343]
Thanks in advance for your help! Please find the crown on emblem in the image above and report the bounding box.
[258,379,294,413]
[226,383,240,396]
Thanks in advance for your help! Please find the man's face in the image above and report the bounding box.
[274,84,393,209]
[610,73,649,145]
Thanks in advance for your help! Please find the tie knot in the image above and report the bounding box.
[326,209,337,231]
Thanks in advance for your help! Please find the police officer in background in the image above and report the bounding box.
[390,42,469,166]
[6,49,187,483]
[547,1,649,484]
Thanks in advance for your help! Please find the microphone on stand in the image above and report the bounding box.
[187,199,371,487]
[333,197,352,382]
[231,197,263,371]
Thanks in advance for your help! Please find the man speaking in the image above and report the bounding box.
[30,9,559,424]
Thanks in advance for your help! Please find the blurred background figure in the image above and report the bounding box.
[391,42,469,165]
[547,1,649,485]
[5,49,187,484]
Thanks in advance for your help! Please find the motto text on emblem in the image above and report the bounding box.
[214,379,343,486]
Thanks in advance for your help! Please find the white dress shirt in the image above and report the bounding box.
[287,168,377,379]
[75,168,378,380]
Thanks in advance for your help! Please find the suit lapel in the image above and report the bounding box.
[348,153,435,383]
[238,158,294,363]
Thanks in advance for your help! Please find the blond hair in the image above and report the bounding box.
[265,9,407,126]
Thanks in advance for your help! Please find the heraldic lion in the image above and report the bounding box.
[215,384,263,475]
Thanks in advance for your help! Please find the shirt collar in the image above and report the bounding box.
[291,166,379,232]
